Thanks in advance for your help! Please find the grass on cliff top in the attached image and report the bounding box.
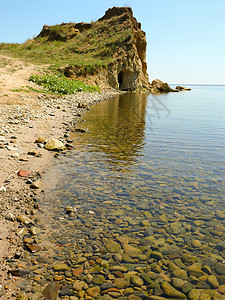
[29,74,100,94]
[0,19,133,72]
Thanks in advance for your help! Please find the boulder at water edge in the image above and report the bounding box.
[44,138,66,151]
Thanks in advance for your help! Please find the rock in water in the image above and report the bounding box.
[176,85,191,91]
[86,287,100,297]
[42,282,60,300]
[44,138,66,150]
[123,244,142,257]
[105,239,121,253]
[161,282,186,298]
[53,263,70,271]
[152,79,171,92]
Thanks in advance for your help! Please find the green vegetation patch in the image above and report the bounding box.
[0,18,132,71]
[29,74,100,94]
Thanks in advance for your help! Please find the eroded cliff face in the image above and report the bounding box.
[99,7,150,90]
[60,7,150,91]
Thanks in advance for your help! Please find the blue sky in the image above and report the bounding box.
[1,0,224,84]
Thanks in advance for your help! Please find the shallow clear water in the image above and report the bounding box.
[53,86,225,210]
[35,86,225,297]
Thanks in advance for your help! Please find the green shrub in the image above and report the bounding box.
[29,74,100,94]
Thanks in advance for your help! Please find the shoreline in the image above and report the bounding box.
[0,87,120,298]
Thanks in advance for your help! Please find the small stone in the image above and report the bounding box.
[44,138,65,151]
[17,169,33,177]
[111,265,128,272]
[219,285,225,294]
[35,136,47,144]
[195,281,210,289]
[53,263,70,271]
[10,268,30,277]
[77,290,85,298]
[86,286,100,297]
[101,283,115,291]
[191,239,202,248]
[140,272,153,284]
[188,263,204,277]
[215,264,225,275]
[93,275,105,285]
[59,286,74,297]
[201,257,218,267]
[129,295,142,300]
[171,268,188,280]
[0,186,6,193]
[17,215,31,225]
[72,267,83,276]
[5,213,16,221]
[181,282,194,294]
[151,263,162,273]
[114,278,129,289]
[151,251,163,260]
[144,226,154,237]
[122,253,134,263]
[170,221,184,234]
[54,275,65,281]
[188,289,202,300]
[73,281,87,292]
[26,244,42,253]
[133,291,150,299]
[161,282,186,298]
[171,278,185,289]
[105,239,121,253]
[27,150,41,157]
[42,282,60,300]
[130,275,144,287]
[30,227,40,235]
[160,245,180,255]
[11,152,20,158]
[30,179,41,189]
[207,275,219,288]
[65,206,76,213]
[123,244,142,257]
[17,228,27,236]
[114,253,123,262]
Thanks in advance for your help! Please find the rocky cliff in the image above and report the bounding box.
[98,7,150,90]
[38,7,150,91]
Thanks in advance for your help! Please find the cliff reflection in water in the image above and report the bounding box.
[76,93,148,170]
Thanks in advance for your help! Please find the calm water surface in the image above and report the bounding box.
[36,85,225,297]
[55,85,225,208]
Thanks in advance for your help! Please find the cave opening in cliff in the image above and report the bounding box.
[118,70,134,91]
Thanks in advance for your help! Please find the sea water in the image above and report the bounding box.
[36,85,225,297]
